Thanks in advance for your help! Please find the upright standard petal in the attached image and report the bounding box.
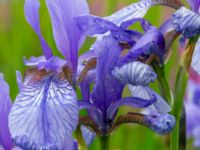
[0,74,12,150]
[45,0,89,71]
[112,61,157,86]
[24,0,52,59]
[172,7,200,38]
[192,38,200,75]
[9,70,78,149]
[91,36,124,110]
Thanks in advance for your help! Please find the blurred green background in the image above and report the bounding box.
[0,0,197,149]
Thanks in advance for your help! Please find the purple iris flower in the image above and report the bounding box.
[185,79,200,147]
[77,35,175,146]
[7,0,89,149]
[0,73,78,150]
[75,5,176,143]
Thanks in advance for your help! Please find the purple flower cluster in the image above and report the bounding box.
[0,0,200,149]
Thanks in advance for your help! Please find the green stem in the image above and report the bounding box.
[153,63,173,105]
[100,136,109,150]
[179,106,186,150]
[170,66,188,150]
[170,36,199,150]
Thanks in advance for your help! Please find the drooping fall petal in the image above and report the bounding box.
[9,70,78,149]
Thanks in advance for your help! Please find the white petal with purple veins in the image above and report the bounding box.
[9,71,78,149]
[172,7,200,38]
[129,85,171,114]
[104,0,152,25]
[112,62,157,86]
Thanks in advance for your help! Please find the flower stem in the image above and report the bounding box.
[179,106,186,150]
[153,63,173,105]
[100,136,109,150]
[170,66,188,150]
[170,36,199,150]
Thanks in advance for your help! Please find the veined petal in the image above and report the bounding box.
[0,74,12,150]
[9,70,78,149]
[24,0,52,59]
[24,56,67,73]
[45,0,89,71]
[107,96,156,119]
[192,38,200,75]
[129,85,171,113]
[112,61,157,86]
[172,7,200,38]
[104,0,152,26]
[81,126,96,146]
[104,0,181,26]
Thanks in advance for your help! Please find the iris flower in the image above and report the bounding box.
[1,0,180,149]
[7,0,89,149]
[170,0,200,74]
[75,5,176,144]
[185,79,200,147]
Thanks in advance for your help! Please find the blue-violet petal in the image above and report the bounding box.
[9,70,78,149]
